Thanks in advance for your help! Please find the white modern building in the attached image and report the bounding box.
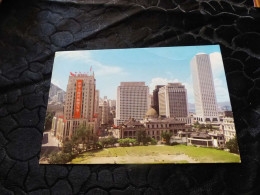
[114,82,149,126]
[191,53,219,123]
[158,83,188,118]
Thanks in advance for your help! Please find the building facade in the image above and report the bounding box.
[114,82,149,126]
[191,53,219,123]
[220,111,236,143]
[158,83,188,118]
[120,108,192,141]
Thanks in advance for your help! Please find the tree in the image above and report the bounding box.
[44,112,54,131]
[161,131,173,145]
[62,141,73,153]
[92,134,99,149]
[150,138,157,145]
[99,136,117,148]
[226,136,239,154]
[137,130,148,145]
[107,136,117,147]
[76,125,91,151]
[193,121,200,128]
[69,124,93,153]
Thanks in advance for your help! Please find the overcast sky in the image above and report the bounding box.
[51,45,230,104]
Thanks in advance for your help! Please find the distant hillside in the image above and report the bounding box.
[48,83,66,100]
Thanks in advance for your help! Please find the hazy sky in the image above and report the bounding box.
[51,45,230,104]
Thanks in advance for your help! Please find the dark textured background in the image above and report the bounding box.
[0,0,260,194]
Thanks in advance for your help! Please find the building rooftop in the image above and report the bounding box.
[145,117,186,124]
[190,132,211,139]
[123,118,144,127]
[120,82,145,86]
[196,52,207,55]
[145,108,158,117]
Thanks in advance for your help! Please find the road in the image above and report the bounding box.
[40,131,61,163]
[42,130,60,147]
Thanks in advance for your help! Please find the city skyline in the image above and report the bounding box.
[51,45,229,104]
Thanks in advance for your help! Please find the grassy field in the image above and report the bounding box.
[70,145,241,164]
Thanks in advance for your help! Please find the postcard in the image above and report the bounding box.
[254,0,260,7]
[40,45,241,164]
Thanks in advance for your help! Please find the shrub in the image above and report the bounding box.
[62,141,73,153]
[118,138,137,147]
[49,152,74,164]
[150,138,157,145]
[99,136,117,148]
[95,142,103,149]
[171,142,179,146]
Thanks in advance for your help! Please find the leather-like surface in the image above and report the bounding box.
[0,0,260,194]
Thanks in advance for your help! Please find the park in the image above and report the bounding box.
[40,124,240,164]
[69,145,240,164]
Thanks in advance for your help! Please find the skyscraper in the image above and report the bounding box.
[114,82,149,126]
[64,73,96,120]
[56,73,99,142]
[158,83,188,118]
[191,53,219,122]
[153,85,164,114]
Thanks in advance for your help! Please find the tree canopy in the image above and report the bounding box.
[161,131,173,145]
[226,136,239,154]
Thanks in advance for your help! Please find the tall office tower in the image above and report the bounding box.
[56,73,98,142]
[114,82,149,126]
[64,73,96,120]
[191,53,219,122]
[153,85,164,114]
[158,83,188,118]
[98,96,110,125]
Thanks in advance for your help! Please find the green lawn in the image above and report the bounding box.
[70,145,241,164]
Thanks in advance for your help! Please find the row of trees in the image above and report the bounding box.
[49,125,98,164]
[99,130,158,148]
